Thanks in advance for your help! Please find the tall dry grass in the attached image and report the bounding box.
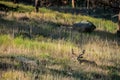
[0,1,120,79]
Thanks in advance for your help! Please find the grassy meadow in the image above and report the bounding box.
[0,1,120,80]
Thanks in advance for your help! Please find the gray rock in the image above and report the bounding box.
[15,56,37,67]
[72,20,96,33]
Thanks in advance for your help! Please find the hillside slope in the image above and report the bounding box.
[0,1,120,80]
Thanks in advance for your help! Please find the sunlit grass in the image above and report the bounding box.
[0,1,34,12]
[0,1,120,80]
[0,35,76,58]
[0,1,117,32]
[1,70,32,80]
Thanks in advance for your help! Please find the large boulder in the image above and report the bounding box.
[72,20,96,33]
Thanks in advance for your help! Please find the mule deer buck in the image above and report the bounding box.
[71,49,97,66]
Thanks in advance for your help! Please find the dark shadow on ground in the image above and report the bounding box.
[48,7,118,23]
[0,1,118,22]
[98,65,120,80]
[92,30,120,45]
[0,15,120,45]
[0,3,18,12]
[0,16,69,39]
[0,55,115,80]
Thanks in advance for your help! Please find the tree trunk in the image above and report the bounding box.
[72,0,75,8]
[13,0,18,4]
[117,11,120,37]
[87,0,89,9]
[118,11,120,31]
[35,0,40,12]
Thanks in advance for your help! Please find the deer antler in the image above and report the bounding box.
[77,50,85,58]
[72,49,97,65]
[77,50,85,62]
[71,49,85,58]
[71,48,78,57]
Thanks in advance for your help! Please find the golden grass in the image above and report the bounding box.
[1,70,32,80]
[0,34,119,79]
[0,2,120,79]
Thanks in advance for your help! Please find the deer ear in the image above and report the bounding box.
[83,50,85,53]
[71,49,74,54]
[71,48,74,53]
